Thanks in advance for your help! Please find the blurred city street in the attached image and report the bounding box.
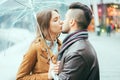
[88,32,120,80]
[0,32,120,80]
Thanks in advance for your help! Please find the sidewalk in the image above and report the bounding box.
[89,32,120,80]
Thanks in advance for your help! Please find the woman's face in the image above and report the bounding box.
[62,10,71,33]
[49,11,63,35]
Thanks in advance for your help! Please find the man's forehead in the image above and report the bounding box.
[66,10,71,16]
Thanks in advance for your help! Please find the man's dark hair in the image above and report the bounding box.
[69,2,92,29]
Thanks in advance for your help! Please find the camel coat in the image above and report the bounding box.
[16,37,61,80]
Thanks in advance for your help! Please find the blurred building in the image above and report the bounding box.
[89,0,120,32]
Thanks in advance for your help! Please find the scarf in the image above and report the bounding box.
[58,30,88,60]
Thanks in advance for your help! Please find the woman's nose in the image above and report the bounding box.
[60,20,63,25]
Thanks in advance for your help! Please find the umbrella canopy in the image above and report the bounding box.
[0,0,69,53]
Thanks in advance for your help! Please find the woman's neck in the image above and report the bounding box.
[46,33,57,41]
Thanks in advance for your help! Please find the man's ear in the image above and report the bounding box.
[70,19,75,26]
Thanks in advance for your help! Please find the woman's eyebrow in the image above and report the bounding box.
[54,15,60,18]
[53,16,60,20]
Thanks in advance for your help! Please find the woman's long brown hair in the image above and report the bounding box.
[36,9,58,48]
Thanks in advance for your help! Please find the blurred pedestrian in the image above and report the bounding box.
[106,24,112,36]
[96,24,101,36]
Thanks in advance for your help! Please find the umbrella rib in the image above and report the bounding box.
[14,0,31,9]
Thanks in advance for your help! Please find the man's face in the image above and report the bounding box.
[62,10,71,33]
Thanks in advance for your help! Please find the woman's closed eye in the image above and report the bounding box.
[53,17,58,22]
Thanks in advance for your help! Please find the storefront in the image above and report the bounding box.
[98,3,120,32]
[88,3,120,32]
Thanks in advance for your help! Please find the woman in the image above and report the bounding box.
[16,9,63,80]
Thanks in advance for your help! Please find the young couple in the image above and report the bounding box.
[16,2,100,80]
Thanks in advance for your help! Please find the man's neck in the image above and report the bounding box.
[69,27,81,34]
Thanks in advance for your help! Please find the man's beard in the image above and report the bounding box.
[62,31,68,34]
[61,27,69,34]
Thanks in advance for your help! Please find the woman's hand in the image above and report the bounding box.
[53,61,61,74]
[48,61,61,79]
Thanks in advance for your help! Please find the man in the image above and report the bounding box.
[48,2,100,80]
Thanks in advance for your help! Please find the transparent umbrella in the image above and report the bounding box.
[0,0,91,80]
[0,0,69,54]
